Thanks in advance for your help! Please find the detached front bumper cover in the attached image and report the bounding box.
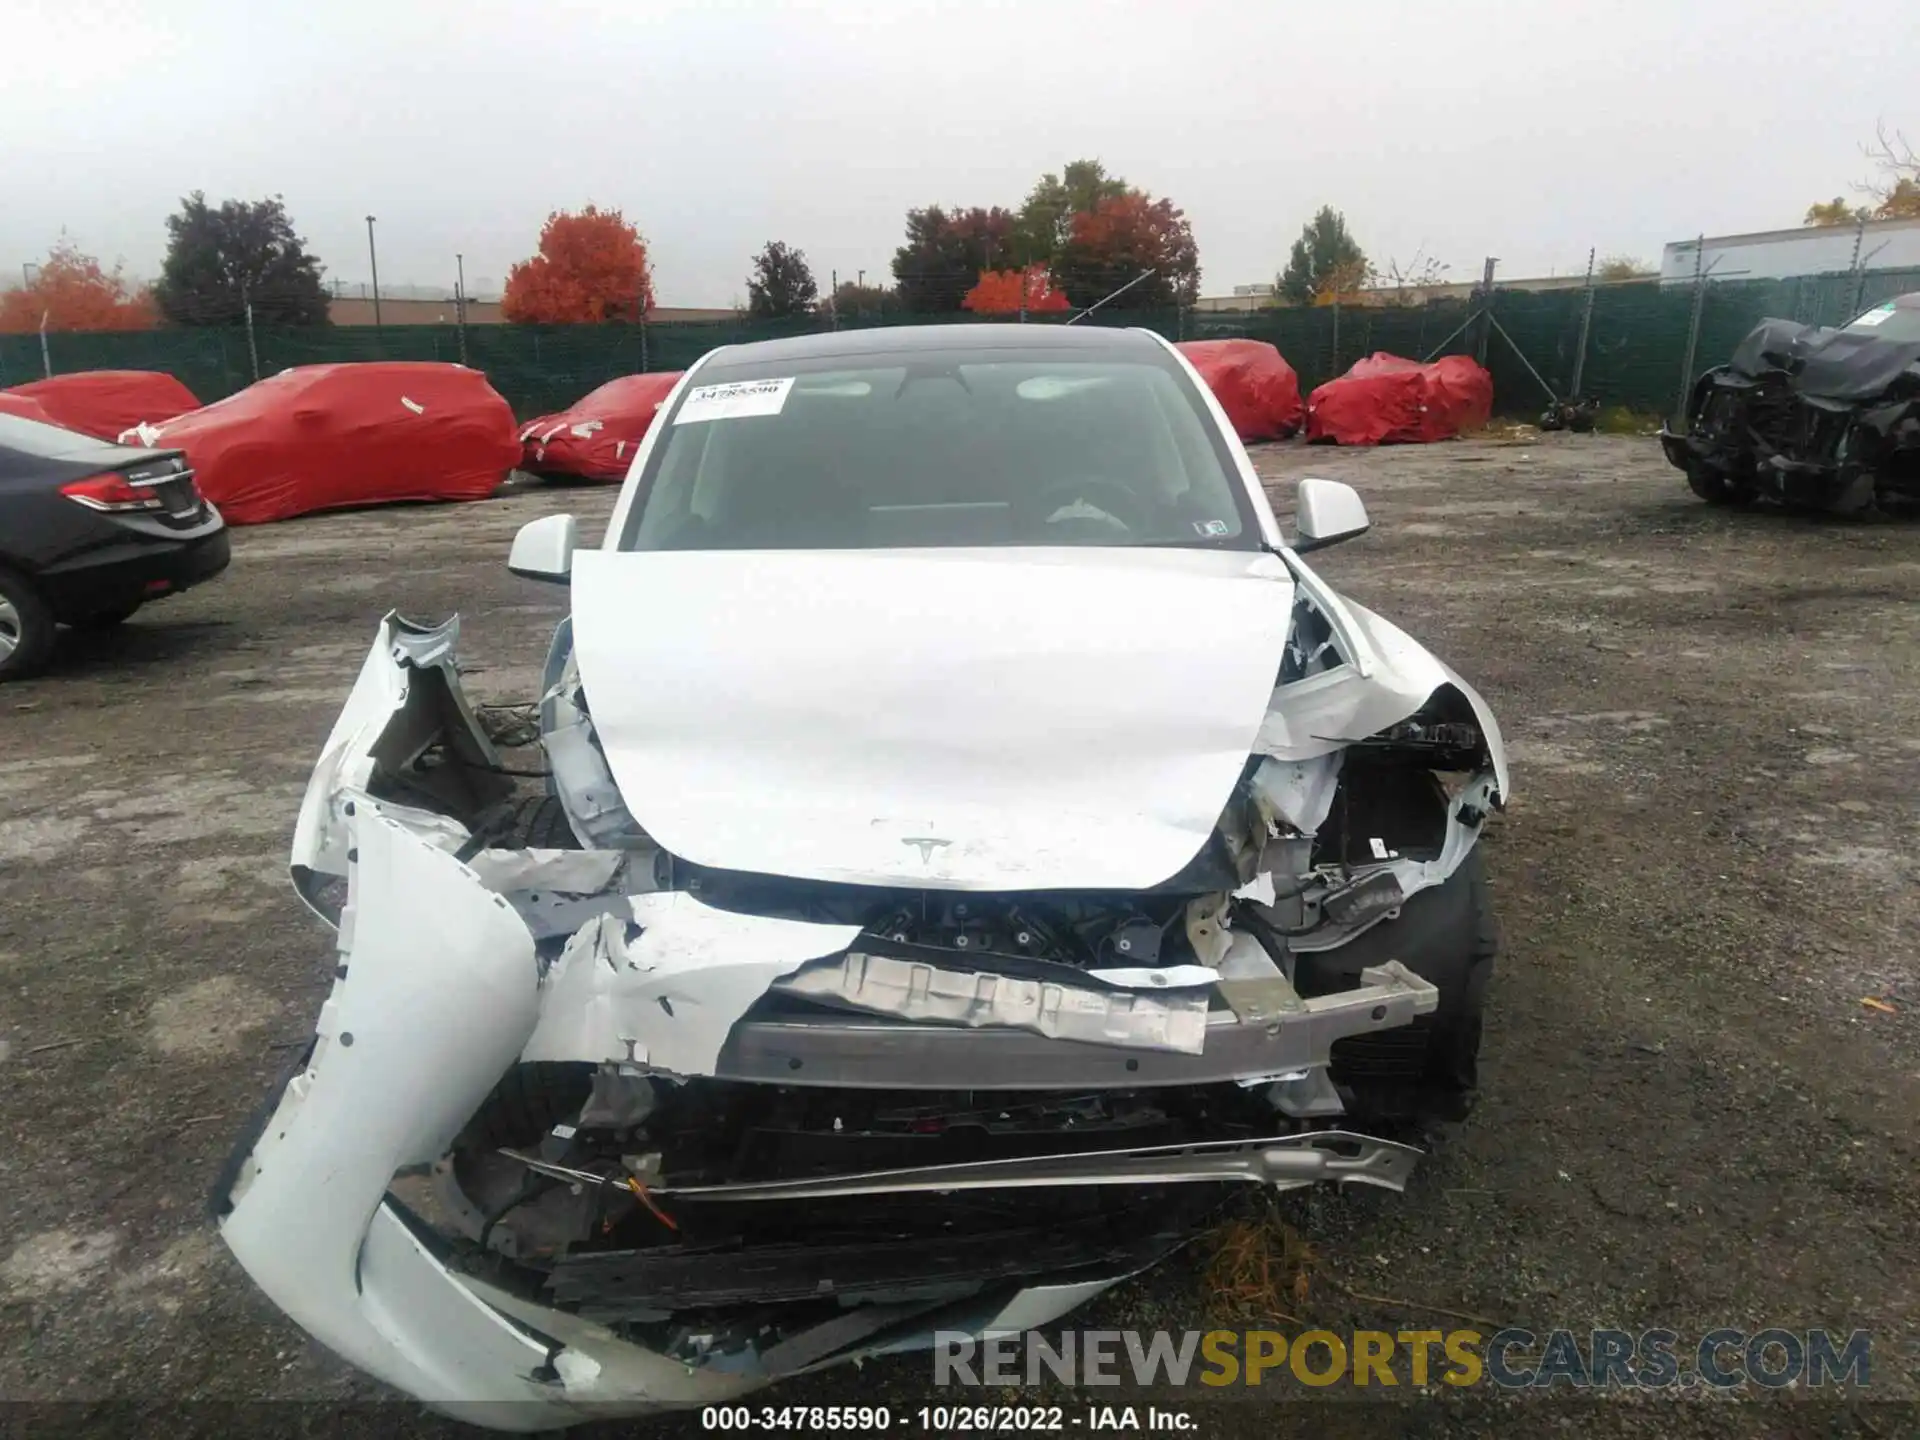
[218,808,1430,1426]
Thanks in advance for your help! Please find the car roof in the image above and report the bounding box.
[700,323,1166,369]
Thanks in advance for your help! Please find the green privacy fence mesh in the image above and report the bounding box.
[1184,265,1920,417]
[6,265,1919,424]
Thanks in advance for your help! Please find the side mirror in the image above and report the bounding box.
[509,513,577,583]
[1292,478,1370,553]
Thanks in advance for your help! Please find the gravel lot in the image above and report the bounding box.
[2,433,1915,1437]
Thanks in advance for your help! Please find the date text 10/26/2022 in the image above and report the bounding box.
[693,1328,1872,1432]
[700,1407,1194,1432]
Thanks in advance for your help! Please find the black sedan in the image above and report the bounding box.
[0,412,229,679]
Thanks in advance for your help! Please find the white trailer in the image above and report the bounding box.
[1662,217,1920,285]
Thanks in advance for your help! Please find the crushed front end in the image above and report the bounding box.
[216,603,1507,1429]
[1664,302,1920,513]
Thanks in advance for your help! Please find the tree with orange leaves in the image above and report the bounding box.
[502,206,654,324]
[0,238,156,333]
[961,265,1070,314]
[1053,194,1200,310]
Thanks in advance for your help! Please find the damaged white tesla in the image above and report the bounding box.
[214,324,1509,1428]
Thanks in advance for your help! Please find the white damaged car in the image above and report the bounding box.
[214,324,1508,1428]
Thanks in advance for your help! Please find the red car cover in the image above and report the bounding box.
[1427,355,1495,434]
[0,392,58,426]
[1306,352,1493,445]
[126,363,520,525]
[1175,340,1304,441]
[2,371,200,441]
[518,371,684,482]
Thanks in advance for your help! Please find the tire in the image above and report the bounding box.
[1684,459,1753,507]
[1299,847,1499,1126]
[1414,849,1498,1105]
[68,601,142,630]
[0,568,56,682]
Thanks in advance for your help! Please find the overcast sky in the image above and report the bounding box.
[5,0,1917,306]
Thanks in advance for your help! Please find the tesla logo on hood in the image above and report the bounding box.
[902,837,951,863]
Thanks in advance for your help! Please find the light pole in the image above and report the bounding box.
[365,215,382,334]
[455,252,468,365]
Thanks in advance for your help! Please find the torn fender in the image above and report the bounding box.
[538,626,647,850]
[1254,596,1510,807]
[289,612,510,915]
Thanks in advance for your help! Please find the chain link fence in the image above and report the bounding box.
[5,264,1919,424]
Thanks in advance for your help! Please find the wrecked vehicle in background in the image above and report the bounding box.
[214,325,1509,1429]
[1662,293,1920,512]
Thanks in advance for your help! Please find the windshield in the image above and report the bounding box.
[620,343,1255,551]
[1842,301,1920,344]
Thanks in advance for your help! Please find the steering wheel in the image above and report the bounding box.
[1020,476,1150,536]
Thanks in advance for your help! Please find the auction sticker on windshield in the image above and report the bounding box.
[674,378,795,424]
[1852,304,1896,328]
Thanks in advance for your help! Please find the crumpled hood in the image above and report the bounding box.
[570,546,1294,890]
[1728,315,1920,401]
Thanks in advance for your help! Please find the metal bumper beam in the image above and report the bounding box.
[715,961,1437,1091]
[653,1129,1422,1200]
